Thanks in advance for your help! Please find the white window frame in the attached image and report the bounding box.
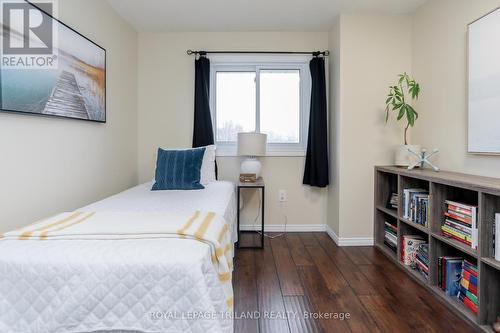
[209,55,311,156]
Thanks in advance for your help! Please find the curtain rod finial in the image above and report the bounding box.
[324,50,330,56]
[187,49,194,55]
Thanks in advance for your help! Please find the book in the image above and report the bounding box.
[401,235,426,265]
[384,240,397,252]
[458,292,478,314]
[438,257,463,295]
[471,206,478,249]
[384,226,397,233]
[388,193,399,210]
[443,200,479,249]
[438,257,442,288]
[402,189,430,226]
[462,268,478,284]
[416,244,429,262]
[384,220,398,253]
[444,219,472,234]
[445,200,474,213]
[416,257,429,273]
[457,260,479,315]
[385,233,397,245]
[463,259,478,276]
[414,195,429,226]
[444,259,463,296]
[384,221,397,233]
[403,189,427,219]
[446,209,472,221]
[461,276,478,296]
[441,229,472,246]
[414,243,429,279]
[444,212,472,225]
[459,286,478,305]
[447,203,472,215]
[385,237,396,246]
[442,224,472,238]
[462,267,478,282]
[496,214,500,261]
[385,232,397,241]
[416,252,429,267]
[441,225,472,242]
[384,221,397,248]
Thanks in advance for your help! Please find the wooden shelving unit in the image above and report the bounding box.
[374,166,500,332]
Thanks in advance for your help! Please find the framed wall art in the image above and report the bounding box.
[0,0,106,122]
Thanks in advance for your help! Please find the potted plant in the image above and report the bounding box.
[385,72,421,167]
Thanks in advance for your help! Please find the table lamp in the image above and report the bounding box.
[237,132,267,179]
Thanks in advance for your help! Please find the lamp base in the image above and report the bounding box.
[241,157,262,179]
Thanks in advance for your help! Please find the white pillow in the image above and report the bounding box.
[200,145,216,185]
[155,145,216,186]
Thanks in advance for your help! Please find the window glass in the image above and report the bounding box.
[260,70,300,143]
[215,72,256,142]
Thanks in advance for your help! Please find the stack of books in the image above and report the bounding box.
[441,200,478,249]
[415,243,429,280]
[388,193,399,210]
[438,256,463,296]
[384,221,397,252]
[403,188,430,226]
[401,234,426,266]
[458,260,478,314]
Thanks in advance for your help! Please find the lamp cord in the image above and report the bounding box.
[253,194,287,239]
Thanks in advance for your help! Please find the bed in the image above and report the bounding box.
[0,181,236,333]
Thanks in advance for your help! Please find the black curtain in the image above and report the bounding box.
[192,54,217,178]
[303,56,329,188]
[193,54,214,147]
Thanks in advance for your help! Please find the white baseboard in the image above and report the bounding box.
[326,225,374,247]
[239,224,326,232]
[239,224,374,246]
[325,225,340,244]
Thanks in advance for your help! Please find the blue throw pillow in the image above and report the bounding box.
[152,147,206,191]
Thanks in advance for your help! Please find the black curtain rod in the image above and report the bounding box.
[186,49,330,56]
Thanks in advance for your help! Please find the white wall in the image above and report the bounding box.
[0,0,138,232]
[327,18,341,236]
[328,15,411,240]
[8,1,495,242]
[137,32,328,228]
[412,0,500,178]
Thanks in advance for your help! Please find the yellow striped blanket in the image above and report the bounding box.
[0,210,234,310]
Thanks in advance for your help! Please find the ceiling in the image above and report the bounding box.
[106,0,427,32]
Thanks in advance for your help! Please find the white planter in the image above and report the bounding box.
[395,145,421,167]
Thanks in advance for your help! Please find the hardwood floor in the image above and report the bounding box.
[233,232,478,333]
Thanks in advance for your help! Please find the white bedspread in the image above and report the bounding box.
[0,181,236,333]
[82,181,237,243]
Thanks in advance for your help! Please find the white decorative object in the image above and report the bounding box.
[241,158,262,177]
[407,148,440,172]
[237,132,267,178]
[395,144,421,167]
[468,8,500,154]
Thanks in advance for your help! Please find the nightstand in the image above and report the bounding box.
[236,178,265,249]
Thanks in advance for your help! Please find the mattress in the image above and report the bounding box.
[0,181,236,333]
[82,181,237,243]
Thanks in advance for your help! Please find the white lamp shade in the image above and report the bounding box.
[237,132,267,156]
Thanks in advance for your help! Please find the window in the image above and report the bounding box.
[210,57,311,155]
[215,72,256,142]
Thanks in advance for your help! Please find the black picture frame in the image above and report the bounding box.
[0,0,107,123]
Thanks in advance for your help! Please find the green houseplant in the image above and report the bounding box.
[385,73,421,166]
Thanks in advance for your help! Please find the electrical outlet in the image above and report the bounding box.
[279,190,287,202]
